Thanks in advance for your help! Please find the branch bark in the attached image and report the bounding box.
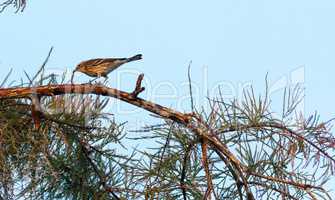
[0,81,191,124]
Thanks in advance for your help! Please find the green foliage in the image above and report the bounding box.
[126,83,334,199]
[0,68,131,199]
[0,63,334,199]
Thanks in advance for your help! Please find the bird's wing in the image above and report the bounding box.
[78,58,108,67]
[78,58,127,67]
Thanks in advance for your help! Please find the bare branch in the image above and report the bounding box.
[131,73,145,97]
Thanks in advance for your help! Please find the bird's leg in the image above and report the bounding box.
[89,77,98,85]
[93,75,107,85]
[70,71,76,84]
[103,76,109,85]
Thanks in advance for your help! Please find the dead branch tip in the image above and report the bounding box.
[131,73,145,97]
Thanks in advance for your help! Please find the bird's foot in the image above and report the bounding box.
[95,81,103,86]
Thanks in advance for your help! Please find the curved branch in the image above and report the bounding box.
[0,82,191,124]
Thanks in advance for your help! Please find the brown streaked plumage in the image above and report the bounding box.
[71,54,142,82]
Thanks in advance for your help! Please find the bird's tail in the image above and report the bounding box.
[127,54,142,62]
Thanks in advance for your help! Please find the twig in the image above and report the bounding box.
[180,144,193,200]
[79,139,121,200]
[131,73,145,97]
[201,139,213,200]
[247,170,323,191]
[248,181,299,200]
[187,61,195,112]
[219,121,335,165]
[0,68,13,88]
[153,123,173,184]
[0,0,26,13]
[32,46,53,85]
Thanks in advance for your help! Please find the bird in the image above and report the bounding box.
[71,54,142,83]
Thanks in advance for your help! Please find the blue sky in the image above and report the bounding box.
[0,0,334,197]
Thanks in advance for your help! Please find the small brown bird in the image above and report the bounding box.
[71,54,142,82]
